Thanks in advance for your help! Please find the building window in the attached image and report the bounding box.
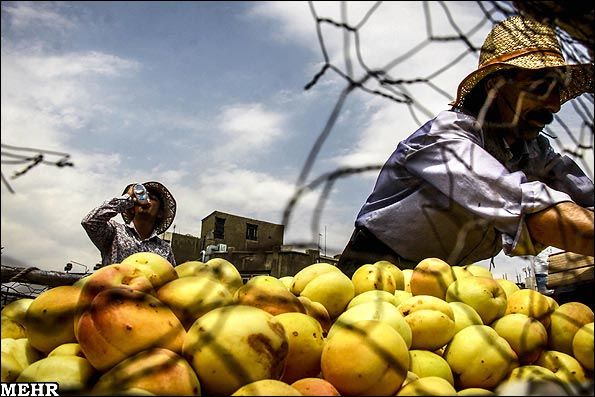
[214,217,225,239]
[246,223,258,241]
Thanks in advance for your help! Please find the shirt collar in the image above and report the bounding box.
[126,221,158,241]
[506,137,535,162]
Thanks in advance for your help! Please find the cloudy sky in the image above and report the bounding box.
[2,1,593,281]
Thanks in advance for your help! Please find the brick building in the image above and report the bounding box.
[162,210,337,279]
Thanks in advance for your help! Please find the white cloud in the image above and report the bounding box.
[2,1,76,32]
[331,99,410,169]
[195,165,305,217]
[1,23,146,271]
[211,103,287,160]
[19,51,140,79]
[249,1,491,176]
[247,1,319,48]
[250,2,483,81]
[151,111,207,137]
[1,46,141,149]
[2,159,124,271]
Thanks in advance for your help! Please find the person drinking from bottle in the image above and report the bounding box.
[82,181,177,267]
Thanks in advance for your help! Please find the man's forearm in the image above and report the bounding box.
[526,202,594,256]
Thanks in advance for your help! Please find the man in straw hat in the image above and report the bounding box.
[337,15,594,277]
[82,181,177,267]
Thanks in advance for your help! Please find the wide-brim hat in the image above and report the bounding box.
[122,181,176,235]
[452,15,593,108]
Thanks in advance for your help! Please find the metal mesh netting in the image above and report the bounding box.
[1,1,593,395]
[282,1,593,256]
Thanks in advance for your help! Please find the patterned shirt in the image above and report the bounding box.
[356,110,594,265]
[81,195,176,267]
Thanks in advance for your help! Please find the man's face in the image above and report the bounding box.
[134,191,163,220]
[488,69,563,141]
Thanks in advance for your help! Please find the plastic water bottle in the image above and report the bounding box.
[534,252,550,294]
[133,183,150,205]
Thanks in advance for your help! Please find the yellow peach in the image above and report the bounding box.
[77,287,185,371]
[25,285,81,354]
[410,258,456,300]
[93,348,201,396]
[322,320,409,396]
[182,305,288,396]
[274,312,325,383]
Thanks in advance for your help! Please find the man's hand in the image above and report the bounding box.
[526,202,594,257]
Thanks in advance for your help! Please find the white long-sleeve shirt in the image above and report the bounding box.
[356,110,594,265]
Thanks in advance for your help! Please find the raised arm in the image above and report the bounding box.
[526,202,594,256]
[81,195,134,252]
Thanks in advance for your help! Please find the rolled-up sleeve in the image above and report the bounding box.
[402,112,574,256]
[541,145,594,209]
[81,195,134,253]
[503,180,573,256]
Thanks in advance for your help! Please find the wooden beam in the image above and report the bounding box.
[547,266,594,288]
[548,253,594,274]
[1,265,85,288]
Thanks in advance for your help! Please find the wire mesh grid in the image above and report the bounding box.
[1,1,593,395]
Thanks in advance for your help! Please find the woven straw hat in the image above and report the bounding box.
[452,15,593,108]
[122,181,176,235]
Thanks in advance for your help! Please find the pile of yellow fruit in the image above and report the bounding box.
[1,253,593,396]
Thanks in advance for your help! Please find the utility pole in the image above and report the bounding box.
[324,225,327,256]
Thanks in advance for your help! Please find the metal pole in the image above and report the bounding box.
[70,260,88,273]
[324,225,327,256]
